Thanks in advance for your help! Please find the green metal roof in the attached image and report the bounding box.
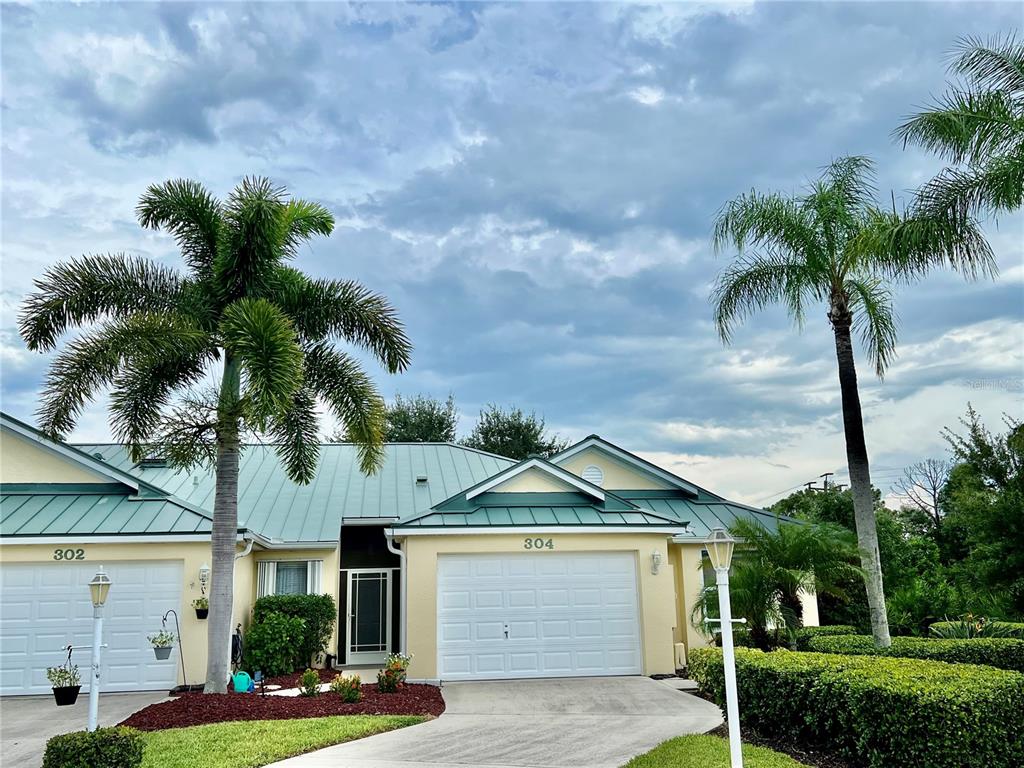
[75,443,514,542]
[627,493,793,538]
[1,484,212,537]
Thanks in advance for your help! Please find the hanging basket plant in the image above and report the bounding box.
[148,630,176,660]
[192,597,208,620]
[46,664,81,706]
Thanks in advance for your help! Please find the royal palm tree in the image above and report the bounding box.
[19,178,411,692]
[711,156,995,646]
[691,519,860,650]
[896,34,1023,220]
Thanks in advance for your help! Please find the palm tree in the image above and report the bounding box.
[691,519,861,650]
[711,156,995,646]
[19,178,412,692]
[896,34,1023,220]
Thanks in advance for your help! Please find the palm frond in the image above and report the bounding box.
[951,33,1024,96]
[915,154,1024,220]
[215,177,288,299]
[273,268,412,373]
[845,277,899,378]
[137,180,222,275]
[37,313,209,438]
[281,199,334,257]
[219,297,304,426]
[268,387,321,484]
[895,89,1022,165]
[713,189,822,259]
[303,342,386,474]
[19,254,185,351]
[711,253,815,343]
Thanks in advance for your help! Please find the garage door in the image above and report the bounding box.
[0,561,183,695]
[437,552,642,680]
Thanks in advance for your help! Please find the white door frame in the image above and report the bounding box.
[345,568,393,665]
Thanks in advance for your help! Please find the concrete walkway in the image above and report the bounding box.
[0,691,168,768]
[270,676,723,768]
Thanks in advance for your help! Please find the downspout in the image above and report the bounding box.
[384,530,407,655]
[235,533,255,560]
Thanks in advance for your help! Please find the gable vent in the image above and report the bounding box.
[581,464,604,487]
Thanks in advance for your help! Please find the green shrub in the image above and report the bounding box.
[689,647,1024,768]
[930,619,1024,639]
[329,673,362,702]
[245,612,305,676]
[793,625,857,650]
[43,727,144,768]
[299,668,321,697]
[252,593,336,669]
[805,634,1024,673]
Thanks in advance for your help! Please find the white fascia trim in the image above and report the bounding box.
[1,420,139,490]
[1,534,213,545]
[259,539,339,550]
[466,458,604,501]
[553,438,700,495]
[387,526,688,537]
[342,517,398,526]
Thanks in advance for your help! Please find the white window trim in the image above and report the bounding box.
[256,559,323,597]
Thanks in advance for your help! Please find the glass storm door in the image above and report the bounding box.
[346,569,391,664]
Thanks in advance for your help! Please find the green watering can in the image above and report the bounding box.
[232,671,253,693]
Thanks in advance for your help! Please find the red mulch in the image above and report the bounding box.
[120,683,444,731]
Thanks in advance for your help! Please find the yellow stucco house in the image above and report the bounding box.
[0,411,815,693]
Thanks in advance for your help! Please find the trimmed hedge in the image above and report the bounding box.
[43,727,143,768]
[252,593,336,669]
[930,620,1024,639]
[805,634,1024,673]
[689,647,1024,768]
[793,625,857,650]
[245,611,305,676]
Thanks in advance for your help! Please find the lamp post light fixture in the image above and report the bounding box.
[87,567,112,732]
[707,527,743,768]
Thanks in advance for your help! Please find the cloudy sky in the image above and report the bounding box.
[1,1,1021,506]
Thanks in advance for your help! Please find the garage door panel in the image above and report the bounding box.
[437,552,642,680]
[0,561,183,695]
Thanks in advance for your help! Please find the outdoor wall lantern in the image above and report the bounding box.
[87,567,112,732]
[650,550,663,575]
[198,563,211,593]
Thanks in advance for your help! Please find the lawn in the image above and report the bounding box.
[140,715,425,768]
[622,735,810,768]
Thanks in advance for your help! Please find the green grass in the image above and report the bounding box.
[622,735,810,768]
[140,715,425,768]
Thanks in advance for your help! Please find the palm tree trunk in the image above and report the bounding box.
[204,355,241,692]
[830,307,891,647]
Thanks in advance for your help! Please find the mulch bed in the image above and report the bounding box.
[708,723,859,768]
[120,682,444,731]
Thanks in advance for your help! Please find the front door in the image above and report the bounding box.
[346,569,391,665]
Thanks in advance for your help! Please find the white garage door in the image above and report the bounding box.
[0,561,183,695]
[437,551,642,680]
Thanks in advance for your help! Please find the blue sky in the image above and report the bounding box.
[1,2,1021,505]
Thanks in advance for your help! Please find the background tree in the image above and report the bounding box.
[332,393,457,443]
[712,156,995,646]
[19,178,411,692]
[893,458,952,533]
[691,518,861,650]
[896,34,1024,220]
[461,404,568,460]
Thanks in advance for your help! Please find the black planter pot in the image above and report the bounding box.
[154,646,173,660]
[195,608,208,620]
[52,685,80,706]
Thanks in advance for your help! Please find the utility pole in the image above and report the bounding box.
[820,472,834,490]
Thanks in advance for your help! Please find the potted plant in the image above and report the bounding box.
[46,664,81,706]
[148,630,176,660]
[192,597,209,620]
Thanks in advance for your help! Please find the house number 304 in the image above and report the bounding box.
[53,548,86,561]
[523,538,554,550]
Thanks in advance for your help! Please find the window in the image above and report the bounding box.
[257,560,323,598]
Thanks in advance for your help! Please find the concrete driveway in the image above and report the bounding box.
[0,691,168,768]
[271,677,723,768]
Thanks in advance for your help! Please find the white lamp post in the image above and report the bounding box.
[707,528,743,768]
[87,567,112,732]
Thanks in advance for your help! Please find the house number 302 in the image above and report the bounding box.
[523,538,554,550]
[53,548,86,561]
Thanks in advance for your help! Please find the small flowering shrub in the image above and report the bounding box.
[329,673,362,702]
[377,652,413,693]
[299,668,321,697]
